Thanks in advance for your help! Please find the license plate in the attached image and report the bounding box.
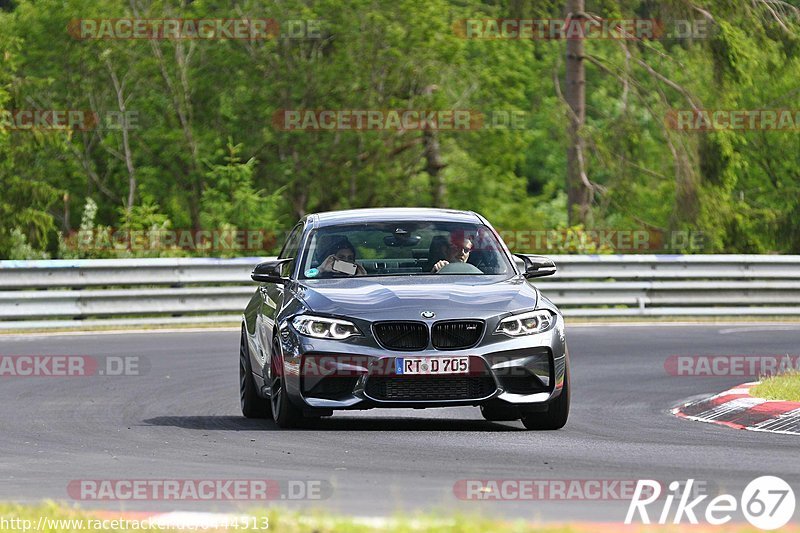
[395,356,469,375]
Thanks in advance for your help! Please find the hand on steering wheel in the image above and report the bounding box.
[432,260,449,273]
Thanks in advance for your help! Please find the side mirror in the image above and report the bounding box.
[251,259,292,283]
[514,254,557,279]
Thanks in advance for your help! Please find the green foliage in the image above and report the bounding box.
[7,228,50,259]
[200,143,283,233]
[0,25,59,257]
[0,0,798,258]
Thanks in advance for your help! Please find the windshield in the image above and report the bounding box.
[299,221,513,279]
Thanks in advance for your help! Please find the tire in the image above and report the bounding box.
[239,328,272,419]
[521,361,570,430]
[270,339,303,428]
[480,401,519,422]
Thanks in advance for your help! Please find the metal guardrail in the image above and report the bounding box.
[0,257,259,289]
[1,255,799,329]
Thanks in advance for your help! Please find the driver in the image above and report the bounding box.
[431,236,473,273]
[319,238,367,276]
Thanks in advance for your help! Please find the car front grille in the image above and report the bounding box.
[365,375,496,401]
[372,321,428,351]
[431,320,484,350]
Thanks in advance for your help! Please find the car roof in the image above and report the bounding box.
[306,208,483,228]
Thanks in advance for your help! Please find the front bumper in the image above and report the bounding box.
[272,313,568,411]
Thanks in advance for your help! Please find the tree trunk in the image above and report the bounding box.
[63,193,70,233]
[422,85,446,207]
[105,59,136,214]
[423,128,446,207]
[565,0,592,225]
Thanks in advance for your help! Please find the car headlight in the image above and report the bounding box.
[494,310,556,336]
[292,315,361,340]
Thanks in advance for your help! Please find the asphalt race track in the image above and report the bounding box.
[1,324,798,523]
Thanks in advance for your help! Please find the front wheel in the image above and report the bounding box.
[270,339,303,428]
[239,329,272,419]
[521,362,570,430]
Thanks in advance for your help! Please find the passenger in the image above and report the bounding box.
[319,238,367,276]
[431,236,473,273]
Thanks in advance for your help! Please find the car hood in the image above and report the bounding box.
[294,276,538,321]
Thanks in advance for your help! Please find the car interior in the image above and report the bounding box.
[307,229,508,277]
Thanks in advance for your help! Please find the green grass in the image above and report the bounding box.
[0,503,792,533]
[0,503,576,533]
[751,372,800,401]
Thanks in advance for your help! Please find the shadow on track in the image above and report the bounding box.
[142,415,525,432]
[141,416,269,431]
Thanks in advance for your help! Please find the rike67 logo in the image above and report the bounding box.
[626,476,796,530]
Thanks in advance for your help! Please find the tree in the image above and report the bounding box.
[564,0,593,225]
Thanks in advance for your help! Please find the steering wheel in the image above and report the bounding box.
[436,262,483,274]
